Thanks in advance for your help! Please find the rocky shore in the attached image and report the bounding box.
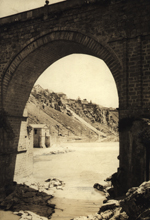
[0,142,119,220]
[71,181,150,220]
[0,178,65,220]
[1,179,150,220]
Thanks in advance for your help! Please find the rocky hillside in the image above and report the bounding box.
[26,95,98,143]
[67,98,118,135]
[26,85,119,142]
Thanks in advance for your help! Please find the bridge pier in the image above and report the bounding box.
[113,109,150,196]
[0,112,33,196]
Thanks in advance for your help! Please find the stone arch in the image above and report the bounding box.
[2,31,122,116]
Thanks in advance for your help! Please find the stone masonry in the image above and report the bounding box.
[0,0,150,195]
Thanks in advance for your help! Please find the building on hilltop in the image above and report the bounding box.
[81,99,89,105]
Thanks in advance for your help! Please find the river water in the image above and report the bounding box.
[33,142,119,220]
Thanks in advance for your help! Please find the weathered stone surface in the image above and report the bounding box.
[137,208,150,220]
[99,200,120,212]
[15,210,49,220]
[126,187,138,196]
[0,181,56,219]
[109,207,121,220]
[93,183,104,192]
[101,210,114,219]
[19,178,65,193]
[120,181,150,219]
[119,211,129,220]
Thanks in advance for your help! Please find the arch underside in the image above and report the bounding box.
[3,31,122,116]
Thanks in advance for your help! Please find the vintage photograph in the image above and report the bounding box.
[0,0,150,219]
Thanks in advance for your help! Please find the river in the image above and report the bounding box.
[0,142,119,220]
[33,142,119,219]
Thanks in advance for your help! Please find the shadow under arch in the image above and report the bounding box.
[2,30,122,116]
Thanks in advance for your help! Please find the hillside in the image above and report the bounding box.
[26,85,119,143]
[26,95,99,144]
[67,99,118,135]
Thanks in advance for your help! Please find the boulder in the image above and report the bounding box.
[99,200,120,212]
[109,207,122,219]
[120,181,150,219]
[119,211,129,220]
[0,183,55,219]
[56,186,63,190]
[93,183,104,192]
[101,210,114,219]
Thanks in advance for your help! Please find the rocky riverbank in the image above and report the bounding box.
[1,142,119,220]
[0,178,65,220]
[71,180,150,220]
[2,180,150,220]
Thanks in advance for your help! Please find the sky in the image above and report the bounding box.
[35,54,119,108]
[0,0,65,18]
[0,0,119,108]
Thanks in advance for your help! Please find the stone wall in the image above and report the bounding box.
[0,0,150,193]
[14,118,33,182]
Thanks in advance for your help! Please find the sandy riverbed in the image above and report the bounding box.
[34,142,119,219]
[0,142,119,220]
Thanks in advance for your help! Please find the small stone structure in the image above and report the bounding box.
[29,124,50,148]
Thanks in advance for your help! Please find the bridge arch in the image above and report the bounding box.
[2,30,122,116]
[1,0,150,198]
